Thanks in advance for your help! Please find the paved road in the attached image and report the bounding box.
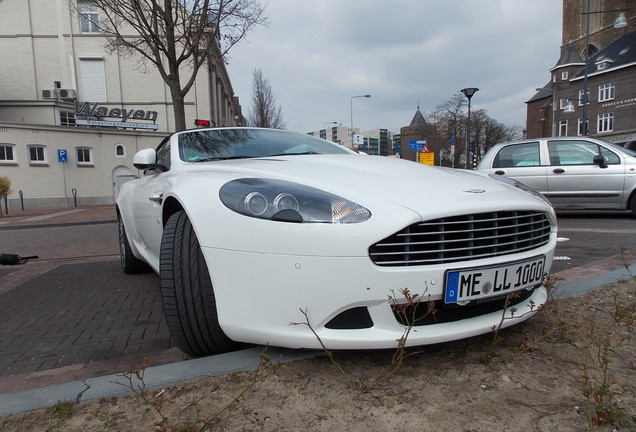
[0,209,189,394]
[0,207,634,395]
[550,210,636,279]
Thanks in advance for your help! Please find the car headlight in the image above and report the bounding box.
[219,178,371,223]
[488,173,553,207]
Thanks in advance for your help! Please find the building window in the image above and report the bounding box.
[561,71,569,80]
[76,147,93,166]
[78,1,99,33]
[559,98,570,110]
[581,0,602,34]
[577,118,588,136]
[559,120,568,136]
[597,113,614,133]
[28,145,48,165]
[578,89,590,106]
[115,144,125,157]
[60,111,76,126]
[0,144,16,164]
[598,83,615,102]
[79,58,107,102]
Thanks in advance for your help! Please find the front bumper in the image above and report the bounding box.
[202,246,552,350]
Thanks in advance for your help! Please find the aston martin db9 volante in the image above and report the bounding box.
[116,127,557,356]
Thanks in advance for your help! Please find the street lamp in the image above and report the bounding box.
[351,94,371,151]
[580,2,628,135]
[461,87,479,169]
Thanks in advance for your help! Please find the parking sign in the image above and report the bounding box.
[57,149,68,163]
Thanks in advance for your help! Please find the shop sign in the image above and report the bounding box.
[74,102,158,129]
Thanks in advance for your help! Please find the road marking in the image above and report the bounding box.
[558,227,636,234]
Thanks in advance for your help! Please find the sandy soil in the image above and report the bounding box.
[2,277,635,432]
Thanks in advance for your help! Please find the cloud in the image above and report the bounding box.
[226,0,562,134]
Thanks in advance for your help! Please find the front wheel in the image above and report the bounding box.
[631,194,636,217]
[160,210,235,356]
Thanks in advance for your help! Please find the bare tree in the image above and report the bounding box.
[429,94,522,166]
[428,94,467,167]
[248,68,286,129]
[80,0,268,131]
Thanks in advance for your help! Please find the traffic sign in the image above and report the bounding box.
[57,149,68,163]
[418,151,434,165]
[409,140,427,151]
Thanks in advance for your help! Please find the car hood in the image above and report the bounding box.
[182,154,550,218]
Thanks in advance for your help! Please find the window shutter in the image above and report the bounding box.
[80,58,107,102]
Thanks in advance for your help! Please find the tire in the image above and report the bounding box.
[160,210,235,356]
[631,193,636,217]
[118,217,149,274]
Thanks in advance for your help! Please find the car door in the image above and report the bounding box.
[545,139,625,209]
[486,141,549,194]
[131,141,172,265]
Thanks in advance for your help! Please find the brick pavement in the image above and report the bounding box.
[0,206,190,394]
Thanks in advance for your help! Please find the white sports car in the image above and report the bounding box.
[116,127,557,356]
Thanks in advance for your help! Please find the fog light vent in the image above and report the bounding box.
[325,307,373,329]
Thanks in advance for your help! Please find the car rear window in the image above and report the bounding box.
[493,142,540,168]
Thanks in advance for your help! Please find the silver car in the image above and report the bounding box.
[477,137,636,216]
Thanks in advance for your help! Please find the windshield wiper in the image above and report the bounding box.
[196,155,256,162]
[268,151,319,157]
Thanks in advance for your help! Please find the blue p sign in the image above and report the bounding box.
[57,149,68,163]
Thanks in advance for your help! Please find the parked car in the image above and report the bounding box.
[477,137,636,216]
[116,127,557,356]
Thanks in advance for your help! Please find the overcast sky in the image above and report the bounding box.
[225,1,563,134]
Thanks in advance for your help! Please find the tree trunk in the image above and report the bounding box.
[169,84,187,132]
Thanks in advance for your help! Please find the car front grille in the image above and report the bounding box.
[369,210,551,267]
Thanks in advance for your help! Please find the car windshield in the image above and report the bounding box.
[178,128,351,162]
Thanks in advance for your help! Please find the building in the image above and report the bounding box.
[308,126,395,156]
[399,107,444,164]
[0,0,242,211]
[526,0,635,144]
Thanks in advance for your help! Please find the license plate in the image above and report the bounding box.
[444,256,546,305]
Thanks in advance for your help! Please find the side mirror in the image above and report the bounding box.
[133,148,167,172]
[592,154,608,168]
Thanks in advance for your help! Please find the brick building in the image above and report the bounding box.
[526,0,635,144]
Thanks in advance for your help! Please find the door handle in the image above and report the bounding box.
[494,170,505,175]
[553,168,565,174]
[149,193,164,203]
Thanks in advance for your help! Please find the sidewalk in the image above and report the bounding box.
[0,204,117,229]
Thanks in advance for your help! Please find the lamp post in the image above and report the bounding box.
[351,94,371,151]
[580,2,627,136]
[461,88,479,169]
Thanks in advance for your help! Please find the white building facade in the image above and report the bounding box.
[308,126,395,156]
[0,0,242,210]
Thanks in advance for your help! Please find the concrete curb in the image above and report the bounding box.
[0,346,320,416]
[0,219,116,231]
[557,262,636,298]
